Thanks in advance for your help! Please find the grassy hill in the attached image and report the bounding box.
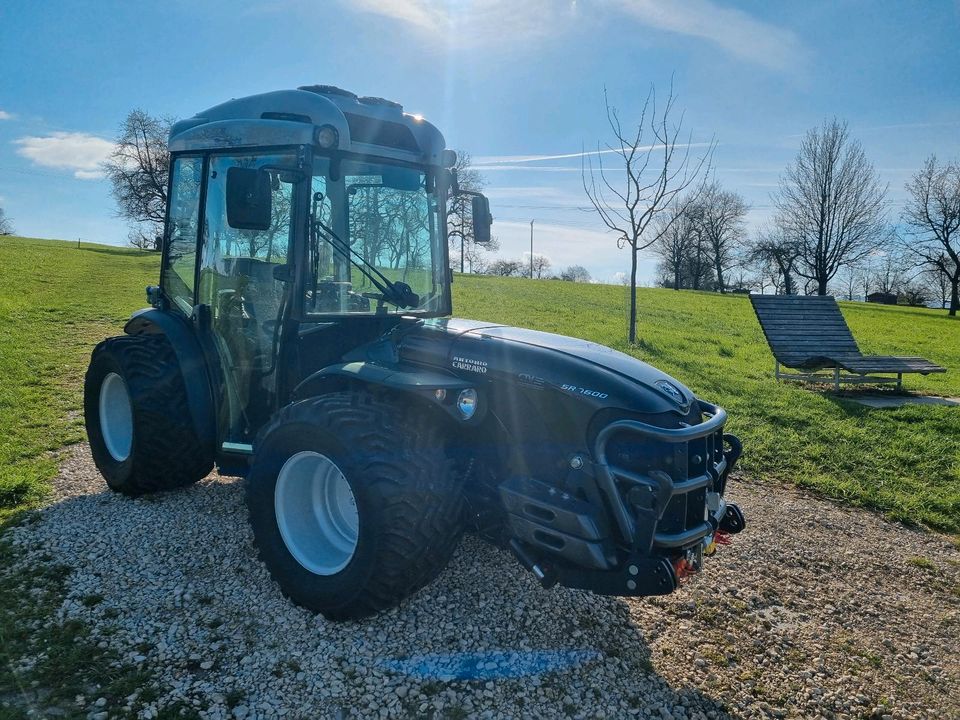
[2,236,958,532]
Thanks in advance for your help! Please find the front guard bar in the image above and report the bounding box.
[592,401,732,554]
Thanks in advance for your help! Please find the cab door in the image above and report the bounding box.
[196,150,302,444]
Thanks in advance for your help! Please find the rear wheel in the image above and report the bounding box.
[84,334,213,495]
[247,391,464,620]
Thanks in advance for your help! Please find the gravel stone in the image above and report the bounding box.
[6,443,960,719]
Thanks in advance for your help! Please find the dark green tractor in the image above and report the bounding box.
[84,86,744,620]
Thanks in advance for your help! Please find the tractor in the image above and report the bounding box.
[84,86,745,620]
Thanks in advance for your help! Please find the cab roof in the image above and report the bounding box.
[168,86,447,166]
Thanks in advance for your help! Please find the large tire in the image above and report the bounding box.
[246,391,464,620]
[84,334,213,495]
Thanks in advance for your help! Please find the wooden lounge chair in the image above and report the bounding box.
[749,294,946,390]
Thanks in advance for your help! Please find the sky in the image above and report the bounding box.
[1,0,959,284]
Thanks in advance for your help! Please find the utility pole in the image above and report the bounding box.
[460,206,466,274]
[529,219,534,279]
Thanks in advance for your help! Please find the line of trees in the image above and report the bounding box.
[652,181,749,292]
[479,256,592,283]
[638,116,960,316]
[104,103,960,320]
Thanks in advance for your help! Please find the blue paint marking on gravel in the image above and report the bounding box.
[378,649,603,680]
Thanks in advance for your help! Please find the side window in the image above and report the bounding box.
[198,153,296,314]
[162,156,203,314]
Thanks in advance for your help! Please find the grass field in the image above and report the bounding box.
[1,236,958,532]
[0,238,158,522]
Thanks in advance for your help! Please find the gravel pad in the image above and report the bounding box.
[6,444,959,720]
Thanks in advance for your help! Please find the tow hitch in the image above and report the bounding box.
[673,543,704,580]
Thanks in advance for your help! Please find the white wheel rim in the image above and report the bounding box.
[99,372,133,462]
[274,451,359,575]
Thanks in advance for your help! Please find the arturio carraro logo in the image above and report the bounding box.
[655,379,685,403]
[452,356,488,374]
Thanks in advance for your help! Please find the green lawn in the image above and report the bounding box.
[1,236,958,532]
[0,237,157,522]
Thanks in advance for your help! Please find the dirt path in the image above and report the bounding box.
[4,444,958,719]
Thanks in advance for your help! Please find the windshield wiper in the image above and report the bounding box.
[309,203,419,309]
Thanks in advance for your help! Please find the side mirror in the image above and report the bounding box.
[226,167,272,231]
[471,194,492,244]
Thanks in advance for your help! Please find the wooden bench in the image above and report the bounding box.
[749,294,946,389]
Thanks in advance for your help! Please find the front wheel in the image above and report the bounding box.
[246,391,464,620]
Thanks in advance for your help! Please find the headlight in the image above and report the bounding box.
[315,124,339,149]
[456,389,478,420]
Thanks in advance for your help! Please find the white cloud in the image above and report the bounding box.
[14,132,114,180]
[609,0,807,71]
[337,0,804,70]
[0,110,14,121]
[341,0,578,46]
[349,0,444,31]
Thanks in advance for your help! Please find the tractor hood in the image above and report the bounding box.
[400,318,696,418]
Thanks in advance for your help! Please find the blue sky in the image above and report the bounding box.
[1,0,959,283]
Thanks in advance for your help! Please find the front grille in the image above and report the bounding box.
[592,402,729,554]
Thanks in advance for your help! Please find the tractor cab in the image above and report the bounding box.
[157,86,490,448]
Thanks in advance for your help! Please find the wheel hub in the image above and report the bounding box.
[274,451,359,575]
[99,372,133,462]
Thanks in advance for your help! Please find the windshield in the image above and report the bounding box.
[306,156,447,315]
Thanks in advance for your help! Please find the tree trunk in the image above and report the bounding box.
[950,276,959,317]
[629,246,638,343]
[715,261,725,293]
[673,267,681,291]
[781,267,794,295]
[817,277,828,295]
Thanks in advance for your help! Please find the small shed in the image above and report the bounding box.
[866,292,897,305]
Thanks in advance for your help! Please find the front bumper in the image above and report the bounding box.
[499,399,743,596]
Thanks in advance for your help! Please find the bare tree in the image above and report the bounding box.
[773,119,887,295]
[698,181,748,293]
[865,250,905,296]
[901,155,960,315]
[900,281,929,307]
[102,110,174,250]
[582,84,713,342]
[527,253,552,279]
[487,258,524,277]
[0,206,14,236]
[924,259,956,309]
[727,262,751,292]
[464,235,500,273]
[835,263,862,301]
[684,220,714,291]
[748,228,801,295]
[748,251,779,294]
[560,265,592,282]
[653,201,692,290]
